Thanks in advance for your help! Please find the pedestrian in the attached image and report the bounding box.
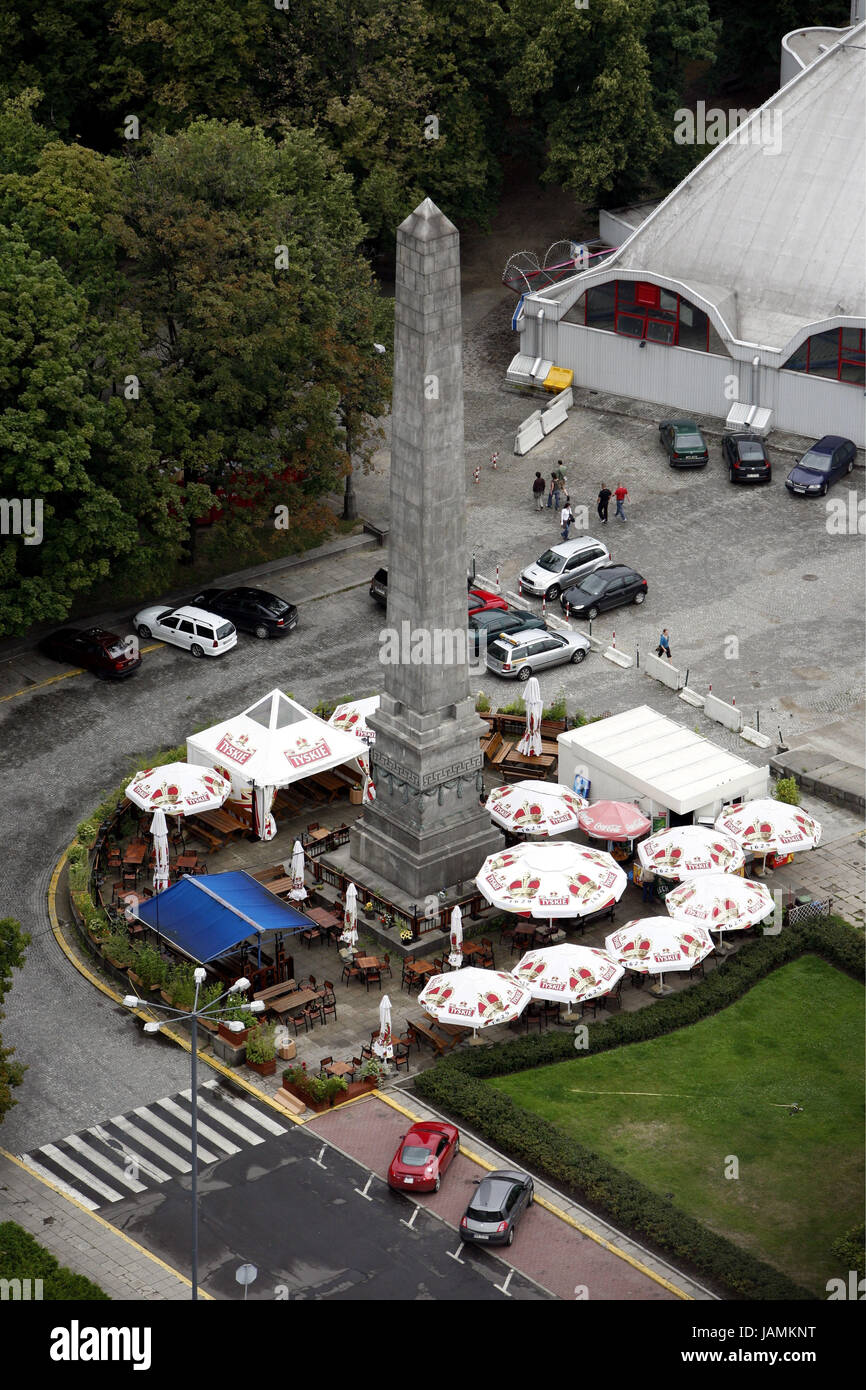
[656,628,672,661]
[532,471,546,510]
[641,864,655,903]
[614,482,629,521]
[560,496,574,541]
[597,483,612,524]
[547,472,561,510]
[556,460,568,491]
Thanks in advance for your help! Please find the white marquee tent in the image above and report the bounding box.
[187,689,364,837]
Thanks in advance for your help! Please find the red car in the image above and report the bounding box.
[39,627,142,679]
[468,587,508,615]
[387,1122,460,1193]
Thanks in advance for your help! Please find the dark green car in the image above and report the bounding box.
[659,419,709,468]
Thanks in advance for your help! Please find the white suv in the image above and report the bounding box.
[520,537,610,600]
[134,604,237,657]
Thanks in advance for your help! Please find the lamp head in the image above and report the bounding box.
[143,1021,161,1034]
[194,967,207,984]
[122,994,140,1008]
[231,977,251,993]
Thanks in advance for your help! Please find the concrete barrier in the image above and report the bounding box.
[741,726,773,748]
[644,651,684,690]
[603,645,634,667]
[541,396,569,435]
[678,687,705,708]
[514,411,545,456]
[705,692,744,732]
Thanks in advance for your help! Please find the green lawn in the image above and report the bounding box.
[491,955,864,1294]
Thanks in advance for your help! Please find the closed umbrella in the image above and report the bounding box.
[288,839,307,901]
[419,967,531,1043]
[340,882,358,953]
[448,905,464,969]
[665,872,774,952]
[714,801,821,858]
[251,782,277,842]
[486,781,587,837]
[637,826,744,880]
[578,800,651,842]
[150,808,170,894]
[516,676,543,757]
[514,943,623,1021]
[373,993,393,1060]
[476,841,627,920]
[606,918,714,997]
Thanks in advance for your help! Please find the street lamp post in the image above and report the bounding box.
[124,971,264,1301]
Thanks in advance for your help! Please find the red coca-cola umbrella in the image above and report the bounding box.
[577,800,651,841]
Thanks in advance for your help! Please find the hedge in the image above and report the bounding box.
[412,916,863,1300]
[0,1222,109,1300]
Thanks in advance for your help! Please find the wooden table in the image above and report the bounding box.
[324,1060,354,1079]
[307,771,347,802]
[265,876,296,896]
[409,1019,450,1055]
[426,1018,472,1041]
[461,940,483,960]
[123,843,147,867]
[407,959,435,980]
[175,852,199,873]
[196,808,249,837]
[306,826,332,843]
[307,906,341,931]
[268,987,323,1020]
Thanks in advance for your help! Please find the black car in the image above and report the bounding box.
[469,606,544,654]
[39,627,142,679]
[659,419,709,468]
[460,1170,534,1247]
[722,432,771,484]
[560,563,648,620]
[370,568,388,607]
[190,587,298,638]
[785,435,857,496]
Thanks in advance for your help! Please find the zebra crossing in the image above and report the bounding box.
[20,1080,287,1211]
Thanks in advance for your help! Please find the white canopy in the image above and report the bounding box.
[186,689,363,800]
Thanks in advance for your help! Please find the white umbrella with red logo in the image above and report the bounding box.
[448,905,464,969]
[664,873,774,952]
[516,676,543,757]
[373,994,393,1060]
[486,781,587,837]
[476,841,627,920]
[418,968,531,1042]
[637,826,745,880]
[150,808,170,894]
[577,800,651,842]
[126,762,232,817]
[288,839,307,901]
[714,800,821,857]
[329,696,379,803]
[606,918,714,996]
[513,943,623,1020]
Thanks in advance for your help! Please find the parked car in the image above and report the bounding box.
[387,1122,460,1194]
[190,586,298,639]
[560,563,648,620]
[133,604,237,657]
[520,537,610,600]
[469,606,543,655]
[460,1170,534,1247]
[722,433,772,484]
[485,627,590,680]
[369,567,508,614]
[659,419,709,468]
[785,435,857,495]
[39,627,142,680]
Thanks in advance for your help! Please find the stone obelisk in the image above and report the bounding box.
[350,198,502,898]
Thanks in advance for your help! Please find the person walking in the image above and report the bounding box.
[597,483,612,524]
[556,460,568,492]
[656,628,672,661]
[614,483,629,521]
[560,496,574,541]
[547,472,561,510]
[532,471,546,510]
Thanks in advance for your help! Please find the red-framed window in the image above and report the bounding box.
[581,282,711,352]
[783,328,865,385]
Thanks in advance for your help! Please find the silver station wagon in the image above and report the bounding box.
[485,627,590,680]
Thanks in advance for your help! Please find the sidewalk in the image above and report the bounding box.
[0,1150,199,1301]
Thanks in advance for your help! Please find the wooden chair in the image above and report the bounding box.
[321,985,337,1023]
[364,960,382,992]
[341,958,362,987]
[392,1043,410,1073]
[401,959,420,992]
[397,1027,420,1055]
[380,952,393,979]
[478,937,495,968]
[304,998,324,1029]
[319,1056,333,1076]
[290,1011,308,1036]
[300,922,321,948]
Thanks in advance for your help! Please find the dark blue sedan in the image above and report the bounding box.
[785,436,857,496]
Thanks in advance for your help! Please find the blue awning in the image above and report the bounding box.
[134,872,315,964]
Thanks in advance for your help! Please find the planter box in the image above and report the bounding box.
[219,1022,250,1044]
[105,953,130,973]
[341,1079,378,1103]
[247,1058,277,1077]
[280,1080,331,1114]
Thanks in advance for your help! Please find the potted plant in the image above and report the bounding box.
[166,962,195,1010]
[218,999,255,1044]
[281,1064,334,1113]
[245,1023,277,1077]
[103,928,134,972]
[197,981,224,1033]
[130,944,168,994]
[358,1056,387,1090]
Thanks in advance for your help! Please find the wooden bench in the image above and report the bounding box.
[409,1019,449,1055]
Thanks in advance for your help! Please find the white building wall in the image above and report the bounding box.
[771,370,865,446]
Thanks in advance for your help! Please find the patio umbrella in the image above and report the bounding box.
[486,781,587,837]
[578,800,651,842]
[340,881,358,952]
[288,838,307,901]
[329,696,380,803]
[150,808,170,894]
[373,993,393,1060]
[476,841,627,920]
[516,675,543,757]
[448,905,464,969]
[251,781,277,842]
[606,918,714,997]
[418,967,531,1041]
[637,826,744,880]
[714,800,822,857]
[664,872,774,951]
[514,943,623,1020]
[125,762,232,817]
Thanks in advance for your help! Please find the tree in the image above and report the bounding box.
[0,918,30,1124]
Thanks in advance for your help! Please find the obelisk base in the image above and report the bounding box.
[350,810,502,902]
